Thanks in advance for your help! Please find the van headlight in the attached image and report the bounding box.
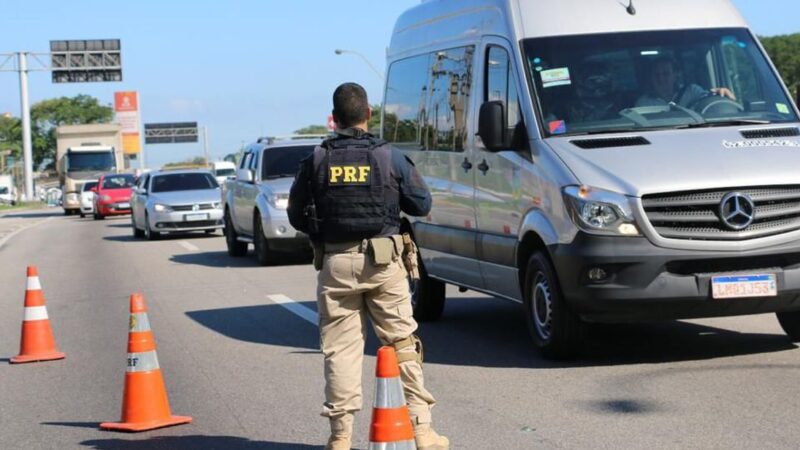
[563,186,640,236]
[154,203,173,213]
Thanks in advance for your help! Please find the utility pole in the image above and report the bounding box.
[18,52,34,200]
[202,126,210,167]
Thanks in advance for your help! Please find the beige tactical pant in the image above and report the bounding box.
[317,243,436,426]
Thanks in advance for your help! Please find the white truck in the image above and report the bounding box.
[56,124,124,215]
[0,174,16,205]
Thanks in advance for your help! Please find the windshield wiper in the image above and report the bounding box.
[684,119,772,128]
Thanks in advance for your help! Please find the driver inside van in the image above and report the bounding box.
[636,57,736,108]
[567,61,617,122]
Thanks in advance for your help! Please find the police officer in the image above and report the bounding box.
[288,82,448,450]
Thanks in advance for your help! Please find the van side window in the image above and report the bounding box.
[486,46,522,134]
[384,54,431,149]
[424,46,474,152]
[383,46,475,152]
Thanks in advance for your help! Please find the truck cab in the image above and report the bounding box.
[223,136,324,264]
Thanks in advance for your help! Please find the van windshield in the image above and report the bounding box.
[524,28,798,137]
[261,145,315,179]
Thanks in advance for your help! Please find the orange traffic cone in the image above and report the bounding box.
[368,346,416,449]
[11,266,65,364]
[100,293,191,432]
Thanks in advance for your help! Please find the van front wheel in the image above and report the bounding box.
[523,252,584,360]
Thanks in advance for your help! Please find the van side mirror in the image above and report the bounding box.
[478,101,507,152]
[237,168,254,183]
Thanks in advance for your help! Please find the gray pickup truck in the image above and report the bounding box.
[223,136,324,264]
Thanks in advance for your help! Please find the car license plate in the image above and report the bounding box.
[184,213,208,222]
[711,274,777,299]
[117,202,130,209]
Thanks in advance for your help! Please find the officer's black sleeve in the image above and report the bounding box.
[287,155,311,233]
[392,149,432,217]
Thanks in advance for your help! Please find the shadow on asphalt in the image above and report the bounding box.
[80,436,321,449]
[0,211,61,219]
[170,251,311,268]
[42,421,99,429]
[103,233,223,243]
[187,295,796,368]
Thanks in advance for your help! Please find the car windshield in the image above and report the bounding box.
[261,145,315,179]
[67,152,116,172]
[524,28,798,137]
[0,187,8,194]
[151,173,219,193]
[215,168,236,177]
[101,175,135,189]
[82,182,98,192]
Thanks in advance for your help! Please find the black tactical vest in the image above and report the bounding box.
[311,133,400,243]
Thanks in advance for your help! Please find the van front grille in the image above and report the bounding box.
[642,186,800,241]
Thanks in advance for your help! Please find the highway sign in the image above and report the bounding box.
[144,122,198,144]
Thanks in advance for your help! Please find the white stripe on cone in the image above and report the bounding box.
[368,440,417,450]
[27,276,42,291]
[24,305,49,321]
[374,377,407,408]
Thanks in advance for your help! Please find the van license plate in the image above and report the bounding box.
[184,213,208,222]
[711,274,777,299]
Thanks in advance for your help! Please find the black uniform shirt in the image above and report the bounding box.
[288,133,432,242]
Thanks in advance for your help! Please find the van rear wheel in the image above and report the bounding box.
[411,253,445,322]
[523,251,584,360]
[776,311,800,341]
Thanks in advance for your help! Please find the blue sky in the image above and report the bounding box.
[1,0,798,168]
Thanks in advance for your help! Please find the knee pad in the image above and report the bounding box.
[392,334,423,364]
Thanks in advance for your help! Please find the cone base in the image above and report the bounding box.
[10,352,65,364]
[100,415,192,432]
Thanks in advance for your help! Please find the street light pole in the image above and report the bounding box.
[18,52,33,201]
[334,49,384,80]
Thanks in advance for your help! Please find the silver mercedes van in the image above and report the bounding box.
[383,0,800,358]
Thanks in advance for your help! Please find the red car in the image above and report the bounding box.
[92,173,136,220]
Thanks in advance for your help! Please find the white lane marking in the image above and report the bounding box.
[0,216,56,250]
[267,294,319,326]
[177,240,200,252]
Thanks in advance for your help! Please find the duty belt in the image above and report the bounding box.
[323,235,402,254]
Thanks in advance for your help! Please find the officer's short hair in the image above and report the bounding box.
[333,83,369,129]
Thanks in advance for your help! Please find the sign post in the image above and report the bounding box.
[114,91,142,169]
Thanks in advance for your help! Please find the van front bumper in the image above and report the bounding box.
[550,233,800,322]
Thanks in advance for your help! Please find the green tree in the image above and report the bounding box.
[294,125,329,135]
[163,156,207,168]
[0,115,22,160]
[30,94,113,168]
[760,33,800,100]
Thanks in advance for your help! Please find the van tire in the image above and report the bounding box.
[776,311,800,341]
[225,210,248,257]
[523,251,584,360]
[411,255,446,322]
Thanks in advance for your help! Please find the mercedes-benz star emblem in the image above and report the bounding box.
[719,192,755,230]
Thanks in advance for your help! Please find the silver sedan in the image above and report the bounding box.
[130,169,224,240]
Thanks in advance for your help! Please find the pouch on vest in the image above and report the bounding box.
[368,237,395,266]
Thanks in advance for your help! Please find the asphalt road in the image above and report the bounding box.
[1,210,800,449]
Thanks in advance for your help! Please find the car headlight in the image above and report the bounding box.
[100,195,112,202]
[212,201,222,210]
[267,193,289,210]
[154,203,173,212]
[563,186,640,236]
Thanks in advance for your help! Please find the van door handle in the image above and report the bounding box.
[461,158,473,172]
[477,159,490,175]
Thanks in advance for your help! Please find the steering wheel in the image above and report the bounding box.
[690,94,745,116]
